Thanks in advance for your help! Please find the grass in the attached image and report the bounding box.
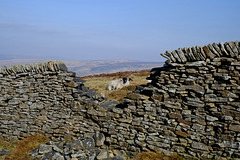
[81,70,150,102]
[133,151,181,160]
[1,134,49,160]
[0,137,18,160]
[0,138,16,151]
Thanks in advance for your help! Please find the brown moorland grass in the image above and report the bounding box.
[0,137,17,160]
[133,151,181,160]
[3,134,49,160]
[0,137,16,151]
[81,70,151,102]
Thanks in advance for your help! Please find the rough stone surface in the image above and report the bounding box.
[93,133,105,147]
[0,150,10,156]
[96,149,109,160]
[161,41,239,63]
[28,134,125,160]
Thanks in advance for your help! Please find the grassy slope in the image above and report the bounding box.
[0,134,49,160]
[80,70,151,102]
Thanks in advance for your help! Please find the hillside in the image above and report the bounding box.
[0,59,163,76]
[65,60,163,76]
[80,70,151,102]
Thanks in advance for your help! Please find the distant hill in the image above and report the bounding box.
[63,60,163,76]
[0,59,164,76]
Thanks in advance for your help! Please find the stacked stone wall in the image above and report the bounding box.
[0,61,118,141]
[0,41,240,159]
[123,41,240,158]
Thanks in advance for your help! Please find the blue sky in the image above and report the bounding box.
[0,0,240,62]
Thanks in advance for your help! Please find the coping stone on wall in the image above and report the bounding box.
[160,41,240,64]
[0,61,68,75]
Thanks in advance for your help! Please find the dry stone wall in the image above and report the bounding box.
[0,61,128,159]
[123,41,240,159]
[0,41,240,159]
[0,61,119,141]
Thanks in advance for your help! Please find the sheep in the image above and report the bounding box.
[107,77,133,90]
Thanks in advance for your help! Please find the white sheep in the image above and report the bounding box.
[107,77,133,90]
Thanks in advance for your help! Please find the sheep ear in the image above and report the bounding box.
[129,78,133,81]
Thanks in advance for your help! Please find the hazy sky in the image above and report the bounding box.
[0,0,240,62]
